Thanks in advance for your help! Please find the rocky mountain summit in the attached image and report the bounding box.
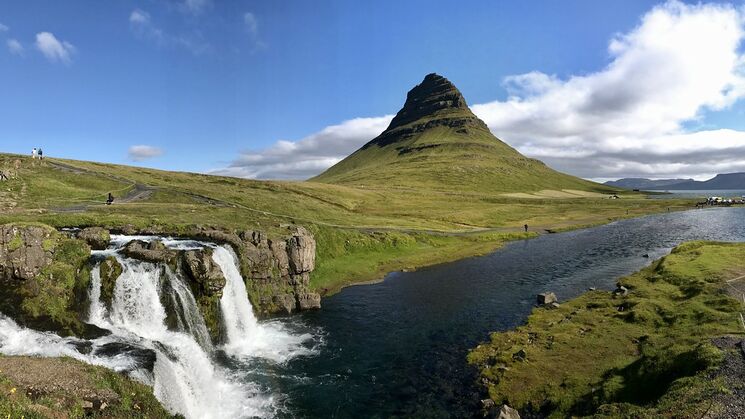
[365,73,489,149]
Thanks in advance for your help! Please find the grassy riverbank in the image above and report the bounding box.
[468,241,745,417]
[0,153,693,294]
[0,355,172,418]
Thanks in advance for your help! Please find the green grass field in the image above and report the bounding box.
[0,152,693,293]
[468,241,745,417]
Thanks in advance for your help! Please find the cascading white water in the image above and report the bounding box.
[0,236,320,419]
[213,245,317,363]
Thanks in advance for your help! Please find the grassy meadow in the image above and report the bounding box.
[0,152,693,293]
[468,241,745,417]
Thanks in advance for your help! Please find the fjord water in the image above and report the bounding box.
[275,207,745,417]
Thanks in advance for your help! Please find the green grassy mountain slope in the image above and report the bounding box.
[313,73,611,193]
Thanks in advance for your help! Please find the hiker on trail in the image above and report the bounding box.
[524,224,529,232]
[38,148,43,160]
[32,148,37,159]
[106,192,114,205]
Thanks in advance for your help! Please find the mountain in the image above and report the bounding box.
[607,172,745,190]
[312,73,613,193]
[604,178,693,190]
[664,172,745,190]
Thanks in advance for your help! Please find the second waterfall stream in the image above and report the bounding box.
[84,236,320,418]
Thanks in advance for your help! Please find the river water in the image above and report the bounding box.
[272,207,745,418]
[2,208,745,418]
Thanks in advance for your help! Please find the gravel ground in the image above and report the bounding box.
[705,336,745,419]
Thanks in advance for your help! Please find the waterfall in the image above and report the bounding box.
[0,235,319,419]
[213,245,318,363]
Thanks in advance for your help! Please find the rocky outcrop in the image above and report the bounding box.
[77,227,111,250]
[121,240,175,264]
[536,292,558,306]
[183,248,225,296]
[0,223,92,336]
[98,256,122,309]
[0,224,55,281]
[232,226,320,315]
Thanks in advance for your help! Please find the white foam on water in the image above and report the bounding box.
[213,245,318,363]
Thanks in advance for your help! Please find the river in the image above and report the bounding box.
[2,207,745,418]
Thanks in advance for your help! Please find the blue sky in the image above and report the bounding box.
[1,0,745,180]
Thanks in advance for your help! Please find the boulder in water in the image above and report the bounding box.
[121,240,175,264]
[182,248,226,296]
[297,292,321,310]
[537,292,558,306]
[77,227,110,250]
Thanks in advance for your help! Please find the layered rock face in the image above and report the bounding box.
[364,73,489,149]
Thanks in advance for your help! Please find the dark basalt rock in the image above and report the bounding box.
[363,73,489,149]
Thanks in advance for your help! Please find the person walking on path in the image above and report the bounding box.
[31,148,37,159]
[524,224,529,232]
[38,148,43,160]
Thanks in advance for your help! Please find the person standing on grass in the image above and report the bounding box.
[38,148,43,160]
[524,224,528,232]
[32,148,37,159]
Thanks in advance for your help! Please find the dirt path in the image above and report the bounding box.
[47,159,156,212]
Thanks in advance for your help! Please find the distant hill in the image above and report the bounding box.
[606,173,745,190]
[664,172,745,190]
[604,178,693,190]
[312,73,614,194]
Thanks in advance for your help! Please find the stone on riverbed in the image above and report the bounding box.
[537,292,558,306]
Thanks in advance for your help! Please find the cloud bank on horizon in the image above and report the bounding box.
[214,1,745,181]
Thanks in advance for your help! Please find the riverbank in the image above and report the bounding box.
[0,355,172,418]
[468,241,745,417]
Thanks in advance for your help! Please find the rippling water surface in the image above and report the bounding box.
[263,208,745,417]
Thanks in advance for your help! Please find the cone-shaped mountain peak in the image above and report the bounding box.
[312,73,609,195]
[365,73,488,149]
[387,73,470,129]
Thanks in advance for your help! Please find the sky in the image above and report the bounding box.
[1,0,745,181]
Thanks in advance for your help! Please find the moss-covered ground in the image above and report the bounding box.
[468,241,745,418]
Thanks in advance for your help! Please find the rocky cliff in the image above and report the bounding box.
[0,223,93,336]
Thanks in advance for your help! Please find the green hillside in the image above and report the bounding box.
[313,73,611,194]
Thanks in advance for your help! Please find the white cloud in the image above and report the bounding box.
[211,116,393,179]
[129,9,151,25]
[34,32,75,64]
[128,145,164,162]
[129,8,211,55]
[6,39,23,55]
[0,23,8,32]
[215,1,745,181]
[242,12,266,50]
[180,0,211,15]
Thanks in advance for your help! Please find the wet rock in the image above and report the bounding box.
[537,292,558,306]
[182,248,226,296]
[497,404,521,419]
[297,292,321,310]
[99,256,122,308]
[121,240,175,264]
[274,294,296,314]
[77,227,110,250]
